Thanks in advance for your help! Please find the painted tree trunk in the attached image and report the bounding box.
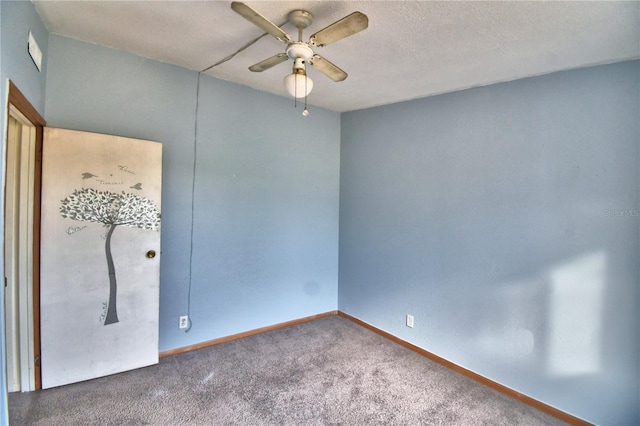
[104,224,119,325]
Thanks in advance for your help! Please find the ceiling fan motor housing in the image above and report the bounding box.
[286,42,314,62]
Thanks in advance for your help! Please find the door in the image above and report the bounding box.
[40,128,162,389]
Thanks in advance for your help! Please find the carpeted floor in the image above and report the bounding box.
[9,315,568,425]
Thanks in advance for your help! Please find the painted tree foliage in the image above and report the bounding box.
[60,187,161,325]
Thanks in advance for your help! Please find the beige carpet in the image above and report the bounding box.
[9,315,567,425]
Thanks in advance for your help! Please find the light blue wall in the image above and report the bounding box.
[339,61,640,425]
[188,76,340,342]
[43,35,340,352]
[0,1,48,113]
[0,1,49,424]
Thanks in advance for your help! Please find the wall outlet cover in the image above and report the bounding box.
[406,314,414,328]
[179,316,189,329]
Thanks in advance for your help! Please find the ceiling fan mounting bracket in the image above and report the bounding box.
[288,10,313,29]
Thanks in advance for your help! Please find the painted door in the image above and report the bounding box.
[40,128,162,389]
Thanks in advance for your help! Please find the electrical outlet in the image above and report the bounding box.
[179,315,189,329]
[406,314,414,328]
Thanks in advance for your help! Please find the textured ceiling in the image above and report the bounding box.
[33,1,639,112]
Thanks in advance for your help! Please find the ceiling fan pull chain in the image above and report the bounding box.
[303,78,310,117]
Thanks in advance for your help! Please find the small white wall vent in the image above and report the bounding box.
[28,31,43,71]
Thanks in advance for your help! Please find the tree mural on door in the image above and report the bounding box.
[60,187,161,325]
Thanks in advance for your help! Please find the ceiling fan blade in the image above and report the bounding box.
[249,53,289,72]
[310,55,348,82]
[231,2,291,43]
[309,12,368,47]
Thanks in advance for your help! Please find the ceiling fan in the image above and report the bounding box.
[231,1,368,109]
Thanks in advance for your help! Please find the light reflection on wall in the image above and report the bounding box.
[473,278,540,362]
[547,251,605,376]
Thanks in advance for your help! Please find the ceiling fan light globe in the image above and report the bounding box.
[283,73,313,98]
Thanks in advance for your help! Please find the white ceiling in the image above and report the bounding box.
[33,1,639,113]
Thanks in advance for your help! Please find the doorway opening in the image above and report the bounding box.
[4,81,45,391]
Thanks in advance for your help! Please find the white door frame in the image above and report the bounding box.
[4,104,37,392]
[3,80,45,392]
